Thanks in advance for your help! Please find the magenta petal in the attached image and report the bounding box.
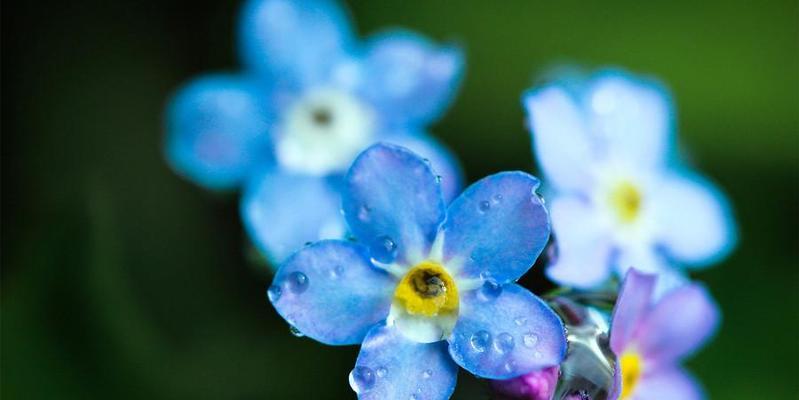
[489,366,559,400]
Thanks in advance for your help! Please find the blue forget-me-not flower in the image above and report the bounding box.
[523,70,736,293]
[164,0,464,263]
[268,143,567,400]
[608,269,719,399]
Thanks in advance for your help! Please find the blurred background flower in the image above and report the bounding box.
[2,0,797,399]
[166,0,464,264]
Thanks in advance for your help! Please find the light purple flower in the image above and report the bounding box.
[609,269,719,399]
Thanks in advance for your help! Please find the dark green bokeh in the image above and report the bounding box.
[3,0,797,398]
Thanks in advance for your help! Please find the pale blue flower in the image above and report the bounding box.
[523,70,736,293]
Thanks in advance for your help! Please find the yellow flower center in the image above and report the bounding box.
[620,351,644,399]
[610,181,642,224]
[393,261,459,317]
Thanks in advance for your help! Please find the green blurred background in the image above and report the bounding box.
[3,0,798,398]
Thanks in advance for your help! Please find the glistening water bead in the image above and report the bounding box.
[349,366,375,393]
[470,330,492,353]
[267,285,281,302]
[287,271,309,294]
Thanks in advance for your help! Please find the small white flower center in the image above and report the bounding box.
[276,88,375,175]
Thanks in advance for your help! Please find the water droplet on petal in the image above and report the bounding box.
[358,204,372,222]
[479,200,491,212]
[349,366,375,393]
[534,351,543,359]
[503,361,515,374]
[289,325,304,337]
[494,332,515,354]
[422,369,432,379]
[329,265,343,279]
[492,194,503,204]
[371,235,398,263]
[470,330,491,352]
[287,271,309,293]
[523,333,539,348]
[435,175,442,183]
[514,317,527,326]
[266,285,282,302]
[375,367,387,378]
[478,280,502,301]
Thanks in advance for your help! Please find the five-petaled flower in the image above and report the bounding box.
[165,0,464,264]
[268,143,567,400]
[523,70,736,294]
[609,269,719,400]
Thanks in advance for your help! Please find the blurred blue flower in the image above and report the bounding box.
[609,269,719,399]
[164,0,464,263]
[523,70,736,293]
[269,143,567,400]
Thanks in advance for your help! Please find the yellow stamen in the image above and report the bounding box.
[610,181,642,224]
[393,261,458,317]
[620,351,644,399]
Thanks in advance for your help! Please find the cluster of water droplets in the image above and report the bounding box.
[477,193,503,214]
[349,363,436,398]
[267,270,313,337]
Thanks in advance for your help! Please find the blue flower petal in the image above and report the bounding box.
[351,323,458,400]
[359,30,464,126]
[584,72,673,169]
[342,143,446,266]
[447,284,566,379]
[165,74,272,190]
[269,240,395,345]
[238,0,353,86]
[523,86,593,192]
[382,132,464,203]
[441,172,549,283]
[546,196,614,288]
[652,171,737,267]
[241,169,345,265]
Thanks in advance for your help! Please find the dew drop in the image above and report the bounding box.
[523,333,539,348]
[349,366,375,393]
[371,235,398,263]
[492,194,503,204]
[470,330,491,352]
[514,317,527,326]
[479,200,491,212]
[287,271,309,293]
[329,265,344,279]
[503,361,515,374]
[266,285,282,302]
[435,175,442,184]
[534,351,543,359]
[358,204,372,222]
[375,367,387,378]
[422,369,432,379]
[478,280,502,301]
[289,325,304,337]
[494,332,515,354]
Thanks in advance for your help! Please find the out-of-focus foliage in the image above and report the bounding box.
[2,0,797,399]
